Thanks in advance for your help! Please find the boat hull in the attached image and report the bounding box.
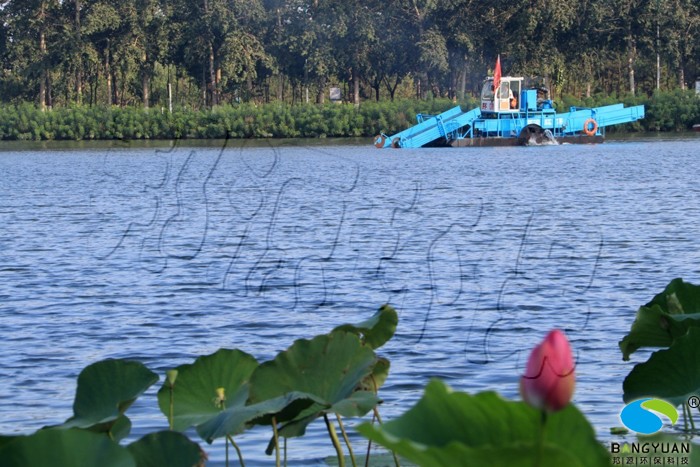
[450,134,604,147]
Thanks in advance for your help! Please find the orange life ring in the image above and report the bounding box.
[374,134,386,148]
[583,118,598,136]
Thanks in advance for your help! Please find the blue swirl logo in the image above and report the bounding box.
[620,398,678,434]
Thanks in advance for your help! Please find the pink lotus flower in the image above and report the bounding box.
[520,329,575,412]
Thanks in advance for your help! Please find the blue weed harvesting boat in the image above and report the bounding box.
[374,59,645,148]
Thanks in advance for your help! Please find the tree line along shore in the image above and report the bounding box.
[2,1,698,113]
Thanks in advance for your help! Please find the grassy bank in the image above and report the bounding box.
[0,91,697,141]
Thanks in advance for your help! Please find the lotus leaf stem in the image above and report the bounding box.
[272,416,281,467]
[336,414,357,467]
[364,409,377,467]
[168,385,174,431]
[368,408,400,467]
[534,410,547,467]
[689,405,696,431]
[324,414,345,467]
[226,434,245,467]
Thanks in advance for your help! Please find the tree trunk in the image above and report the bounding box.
[39,3,47,111]
[316,77,326,104]
[142,51,150,109]
[201,66,207,108]
[383,76,401,101]
[142,74,150,108]
[90,69,97,106]
[352,68,360,107]
[203,0,217,106]
[276,8,284,102]
[679,62,686,89]
[459,65,467,100]
[105,42,112,106]
[120,69,127,106]
[276,75,284,102]
[75,0,82,105]
[47,75,53,109]
[627,38,636,96]
[208,43,216,106]
[111,69,117,106]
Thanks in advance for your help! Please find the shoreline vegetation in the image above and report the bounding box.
[1,90,698,142]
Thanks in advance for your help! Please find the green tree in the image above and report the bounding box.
[661,0,700,89]
[0,0,62,108]
[171,0,268,106]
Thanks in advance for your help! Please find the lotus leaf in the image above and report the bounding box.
[623,327,700,406]
[89,414,131,442]
[63,359,158,430]
[0,436,14,450]
[0,429,134,467]
[196,391,320,443]
[248,331,380,438]
[126,431,203,467]
[358,379,610,467]
[156,348,259,432]
[359,357,390,393]
[620,278,700,360]
[332,304,398,349]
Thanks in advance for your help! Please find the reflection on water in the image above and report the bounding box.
[0,137,699,464]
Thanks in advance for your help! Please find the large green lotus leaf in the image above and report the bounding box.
[126,431,202,467]
[196,391,320,443]
[358,357,391,393]
[83,414,131,442]
[62,359,158,429]
[620,278,700,360]
[0,436,16,450]
[330,390,381,417]
[332,304,398,349]
[156,348,259,432]
[0,429,134,467]
[257,391,380,457]
[108,415,132,442]
[623,327,700,406]
[645,278,700,313]
[357,379,609,467]
[248,331,379,437]
[249,331,377,407]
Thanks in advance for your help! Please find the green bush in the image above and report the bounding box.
[0,93,695,141]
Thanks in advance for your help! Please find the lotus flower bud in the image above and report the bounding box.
[166,369,178,387]
[214,387,226,409]
[519,329,575,412]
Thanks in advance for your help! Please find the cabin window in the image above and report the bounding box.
[482,81,494,99]
[497,82,511,100]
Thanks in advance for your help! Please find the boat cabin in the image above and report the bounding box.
[480,77,523,113]
[480,77,554,114]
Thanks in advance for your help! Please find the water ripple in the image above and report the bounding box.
[1,139,699,463]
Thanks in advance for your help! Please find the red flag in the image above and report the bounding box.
[493,55,502,91]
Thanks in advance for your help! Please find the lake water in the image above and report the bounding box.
[1,135,699,465]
